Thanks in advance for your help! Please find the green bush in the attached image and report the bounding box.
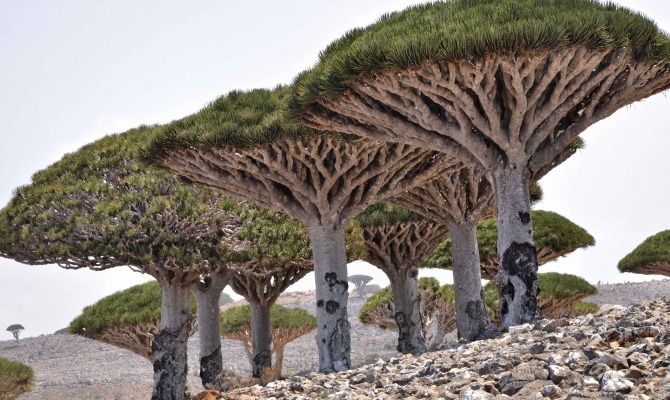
[425,210,595,269]
[618,230,670,273]
[485,272,596,312]
[0,358,33,399]
[219,304,316,335]
[69,281,196,335]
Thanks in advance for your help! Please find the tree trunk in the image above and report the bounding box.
[274,341,286,376]
[389,269,426,355]
[448,221,491,340]
[249,300,272,378]
[309,223,351,373]
[192,272,228,388]
[152,281,192,400]
[492,166,540,327]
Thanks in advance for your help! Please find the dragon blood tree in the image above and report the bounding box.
[618,230,670,277]
[288,0,670,326]
[221,203,363,377]
[484,273,596,321]
[357,204,448,352]
[144,87,456,372]
[69,281,196,360]
[222,204,313,378]
[220,304,316,380]
[0,127,239,400]
[425,210,595,280]
[360,278,456,350]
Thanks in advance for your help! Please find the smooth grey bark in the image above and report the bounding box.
[309,223,351,373]
[192,272,228,388]
[249,300,272,378]
[492,166,539,327]
[152,282,192,400]
[448,221,490,340]
[389,268,426,355]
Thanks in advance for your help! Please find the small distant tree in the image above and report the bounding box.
[348,275,373,298]
[6,324,24,343]
[219,292,234,307]
[220,304,316,381]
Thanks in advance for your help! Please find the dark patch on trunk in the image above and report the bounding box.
[409,269,418,278]
[325,272,337,284]
[151,324,189,400]
[326,318,351,372]
[316,299,324,308]
[325,300,340,314]
[251,349,272,378]
[324,272,349,294]
[464,299,487,320]
[499,241,539,325]
[394,310,425,355]
[518,211,530,225]
[199,346,222,388]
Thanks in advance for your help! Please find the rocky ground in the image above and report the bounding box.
[1,280,669,399]
[225,297,670,399]
[0,291,398,400]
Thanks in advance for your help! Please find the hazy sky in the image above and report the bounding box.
[1,1,668,338]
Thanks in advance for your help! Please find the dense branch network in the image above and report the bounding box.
[153,135,456,226]
[301,48,670,175]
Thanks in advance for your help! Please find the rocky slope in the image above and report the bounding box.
[1,280,669,399]
[226,297,670,399]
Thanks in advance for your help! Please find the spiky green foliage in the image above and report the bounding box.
[484,272,596,309]
[143,87,320,162]
[425,210,594,269]
[358,277,452,322]
[356,203,425,227]
[0,125,233,276]
[618,230,670,274]
[68,281,196,336]
[288,0,670,116]
[219,304,316,335]
[0,358,33,399]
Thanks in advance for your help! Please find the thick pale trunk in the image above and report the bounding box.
[249,300,272,378]
[448,221,490,340]
[152,282,192,400]
[389,269,426,354]
[192,272,228,388]
[309,223,351,373]
[492,166,539,327]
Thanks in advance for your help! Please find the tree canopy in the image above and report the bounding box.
[69,281,191,336]
[219,304,316,335]
[424,210,595,279]
[0,126,237,282]
[68,281,196,359]
[485,272,596,318]
[287,0,670,116]
[618,230,670,276]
